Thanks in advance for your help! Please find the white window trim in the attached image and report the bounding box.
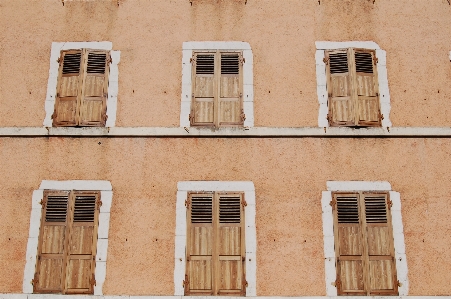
[315,41,392,128]
[321,181,408,296]
[23,180,113,296]
[180,41,254,128]
[174,181,256,296]
[43,42,120,128]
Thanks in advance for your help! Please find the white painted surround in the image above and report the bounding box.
[321,181,408,296]
[180,42,254,128]
[23,180,113,296]
[315,41,392,128]
[43,42,120,128]
[174,181,256,296]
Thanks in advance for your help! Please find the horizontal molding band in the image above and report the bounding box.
[1,127,451,137]
[1,295,449,299]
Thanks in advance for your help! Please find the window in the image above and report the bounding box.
[52,49,110,127]
[325,48,381,127]
[33,190,100,294]
[180,42,254,128]
[185,191,246,295]
[331,191,397,295]
[316,41,392,128]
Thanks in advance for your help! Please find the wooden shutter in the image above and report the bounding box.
[216,193,245,295]
[362,192,397,295]
[191,53,215,126]
[326,49,354,126]
[218,53,243,126]
[333,193,366,295]
[186,193,214,295]
[354,49,381,126]
[79,50,109,126]
[53,50,82,126]
[34,191,70,293]
[65,191,100,294]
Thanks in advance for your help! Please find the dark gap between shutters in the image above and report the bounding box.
[62,53,82,74]
[87,53,107,74]
[219,196,241,223]
[196,55,215,75]
[191,195,213,223]
[45,195,68,222]
[73,195,96,222]
[337,196,359,224]
[355,52,374,74]
[221,54,239,75]
[329,52,348,74]
[364,196,387,223]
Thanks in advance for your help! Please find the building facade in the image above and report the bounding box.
[1,0,451,298]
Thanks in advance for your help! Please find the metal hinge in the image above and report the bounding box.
[183,274,189,287]
[185,199,190,208]
[387,198,393,210]
[90,274,96,286]
[97,199,103,210]
[239,56,245,65]
[334,279,341,288]
[107,57,113,64]
[240,109,246,122]
[241,199,247,207]
[326,114,331,122]
[190,55,196,64]
[373,56,379,64]
[329,198,336,210]
[323,57,330,65]
[31,273,38,286]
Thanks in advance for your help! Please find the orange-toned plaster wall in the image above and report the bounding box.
[1,0,451,127]
[0,138,450,295]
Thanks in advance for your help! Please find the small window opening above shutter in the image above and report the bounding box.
[191,195,213,223]
[364,196,387,223]
[221,54,239,75]
[337,195,359,224]
[45,195,68,222]
[73,195,96,222]
[355,52,374,74]
[196,55,215,75]
[62,53,82,74]
[86,52,107,74]
[329,52,348,74]
[219,196,241,224]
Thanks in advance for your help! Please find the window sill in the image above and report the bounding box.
[1,126,451,137]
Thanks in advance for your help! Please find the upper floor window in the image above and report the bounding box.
[53,49,110,127]
[190,51,245,127]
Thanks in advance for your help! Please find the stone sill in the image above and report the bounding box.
[1,127,451,137]
[0,295,448,299]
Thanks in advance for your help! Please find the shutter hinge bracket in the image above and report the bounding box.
[57,57,62,64]
[240,109,246,122]
[329,198,336,210]
[244,279,248,287]
[323,57,330,65]
[31,273,38,285]
[188,114,192,122]
[183,274,189,288]
[397,280,402,287]
[333,279,341,288]
[374,56,379,64]
[190,55,196,65]
[387,198,393,209]
[239,56,245,65]
[241,199,247,207]
[39,199,46,208]
[185,199,190,208]
[90,274,96,286]
[107,57,113,64]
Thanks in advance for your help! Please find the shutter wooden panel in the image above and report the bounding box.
[326,49,355,126]
[218,53,243,126]
[333,193,366,295]
[79,50,109,127]
[186,193,214,295]
[65,191,99,294]
[216,193,245,295]
[354,49,381,126]
[363,193,397,295]
[192,54,215,126]
[34,191,70,293]
[53,51,82,127]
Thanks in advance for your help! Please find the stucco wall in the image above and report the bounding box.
[0,137,450,295]
[1,0,450,127]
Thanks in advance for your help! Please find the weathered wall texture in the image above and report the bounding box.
[0,138,451,295]
[1,0,450,127]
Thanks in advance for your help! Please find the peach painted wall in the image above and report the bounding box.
[0,137,450,295]
[1,0,451,127]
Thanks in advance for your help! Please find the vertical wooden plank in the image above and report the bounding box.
[191,53,215,126]
[218,52,242,126]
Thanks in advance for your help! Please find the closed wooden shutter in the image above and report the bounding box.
[218,53,243,126]
[34,191,70,293]
[354,49,381,126]
[79,50,109,126]
[326,49,354,126]
[332,191,397,296]
[185,192,245,296]
[65,191,100,294]
[53,51,82,126]
[191,53,215,126]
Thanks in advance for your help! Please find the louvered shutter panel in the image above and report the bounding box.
[354,49,381,126]
[191,54,215,126]
[79,50,109,127]
[34,191,70,293]
[65,191,99,294]
[216,193,245,295]
[218,53,243,126]
[363,193,397,295]
[53,51,82,127]
[333,193,366,295]
[186,193,214,295]
[326,49,355,126]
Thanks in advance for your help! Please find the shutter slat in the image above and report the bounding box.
[355,52,374,74]
[62,53,82,74]
[221,54,239,75]
[337,196,359,224]
[191,195,213,223]
[329,52,349,74]
[196,55,215,75]
[219,196,241,224]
